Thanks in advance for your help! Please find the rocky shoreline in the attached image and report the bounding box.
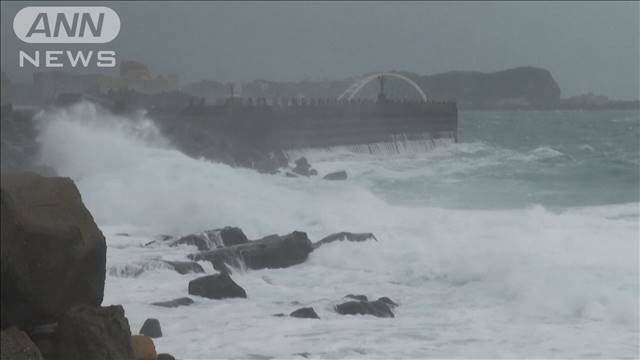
[1,172,391,360]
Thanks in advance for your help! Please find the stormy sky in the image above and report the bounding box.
[1,1,639,99]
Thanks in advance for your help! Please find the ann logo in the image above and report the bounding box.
[14,7,120,44]
[26,12,105,38]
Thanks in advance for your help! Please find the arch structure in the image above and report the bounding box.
[337,72,428,102]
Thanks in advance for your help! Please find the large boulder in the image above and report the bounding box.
[139,318,162,338]
[1,173,106,329]
[188,273,247,300]
[131,335,156,360]
[0,327,43,360]
[170,227,248,251]
[313,232,377,249]
[189,231,313,271]
[56,304,134,360]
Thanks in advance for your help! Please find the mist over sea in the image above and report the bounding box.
[35,103,639,358]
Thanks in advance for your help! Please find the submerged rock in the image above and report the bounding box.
[188,273,247,300]
[323,170,348,180]
[290,307,320,319]
[139,318,162,338]
[1,173,106,329]
[0,327,43,360]
[162,261,204,275]
[56,304,134,360]
[170,227,249,251]
[157,354,176,360]
[334,299,395,318]
[313,232,377,249]
[151,297,194,308]
[190,231,313,271]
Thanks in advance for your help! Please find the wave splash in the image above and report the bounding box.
[34,102,639,356]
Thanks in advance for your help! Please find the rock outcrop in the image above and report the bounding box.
[189,231,313,271]
[188,273,247,300]
[56,304,134,360]
[139,319,162,338]
[1,173,106,329]
[0,327,43,360]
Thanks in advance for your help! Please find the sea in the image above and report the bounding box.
[33,102,639,359]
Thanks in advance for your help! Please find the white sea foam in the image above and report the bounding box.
[35,103,639,358]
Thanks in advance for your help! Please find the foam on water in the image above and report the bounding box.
[35,103,639,358]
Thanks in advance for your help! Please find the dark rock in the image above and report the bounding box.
[1,173,106,329]
[271,313,286,317]
[157,354,176,360]
[294,352,311,358]
[151,297,194,308]
[170,227,248,251]
[188,273,247,299]
[189,231,313,271]
[308,169,318,176]
[377,297,398,308]
[323,170,347,180]
[285,172,298,178]
[56,304,134,360]
[293,157,312,176]
[139,318,162,338]
[344,294,368,302]
[0,327,43,360]
[162,261,204,275]
[334,300,394,318]
[289,307,319,319]
[313,232,377,249]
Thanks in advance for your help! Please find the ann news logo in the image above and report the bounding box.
[13,7,120,68]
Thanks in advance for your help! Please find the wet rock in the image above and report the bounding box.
[271,313,286,317]
[162,261,204,275]
[188,273,247,299]
[151,297,194,308]
[377,297,398,308]
[308,169,318,176]
[292,157,312,176]
[0,327,43,360]
[289,307,320,319]
[157,354,176,360]
[313,232,377,249]
[189,231,313,271]
[1,173,106,329]
[56,304,134,360]
[139,318,162,338]
[323,170,347,180]
[285,172,298,178]
[334,300,394,318]
[170,227,248,251]
[131,335,156,360]
[344,294,368,302]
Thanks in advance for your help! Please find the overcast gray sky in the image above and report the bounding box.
[1,1,639,99]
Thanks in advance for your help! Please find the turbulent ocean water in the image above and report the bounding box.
[35,103,638,359]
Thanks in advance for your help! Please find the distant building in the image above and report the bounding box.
[32,60,178,100]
